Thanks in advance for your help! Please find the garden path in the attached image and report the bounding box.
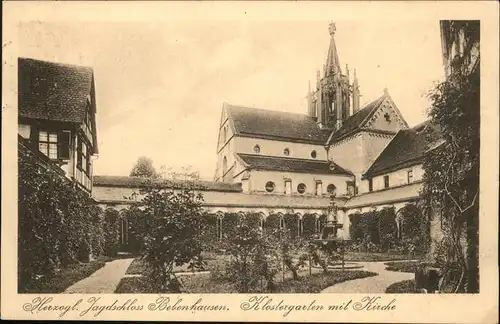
[321,261,414,293]
[64,258,134,294]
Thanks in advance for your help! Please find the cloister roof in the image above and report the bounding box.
[343,182,423,209]
[93,175,243,192]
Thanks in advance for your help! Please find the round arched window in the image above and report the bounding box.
[283,148,290,156]
[297,183,306,194]
[311,150,317,158]
[253,145,261,154]
[327,184,337,196]
[265,181,275,193]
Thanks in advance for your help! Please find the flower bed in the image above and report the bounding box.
[384,261,437,273]
[384,261,421,273]
[344,252,410,262]
[115,270,378,294]
[385,279,417,293]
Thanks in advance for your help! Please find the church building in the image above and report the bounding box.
[92,22,442,245]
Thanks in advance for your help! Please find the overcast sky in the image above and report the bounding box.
[19,20,445,180]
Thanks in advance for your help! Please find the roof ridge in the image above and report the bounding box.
[357,94,387,128]
[19,57,93,71]
[326,93,387,145]
[226,103,310,118]
[411,119,432,130]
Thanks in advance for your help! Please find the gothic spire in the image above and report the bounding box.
[325,22,342,77]
[352,68,360,114]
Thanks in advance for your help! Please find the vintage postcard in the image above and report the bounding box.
[2,1,499,322]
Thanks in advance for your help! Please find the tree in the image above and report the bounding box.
[423,57,479,292]
[138,179,205,292]
[130,156,158,178]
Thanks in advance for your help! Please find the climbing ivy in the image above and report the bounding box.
[18,142,104,292]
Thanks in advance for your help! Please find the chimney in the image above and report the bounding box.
[352,69,360,114]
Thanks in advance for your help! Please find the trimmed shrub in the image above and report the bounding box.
[284,213,300,239]
[122,206,148,254]
[200,213,219,251]
[265,213,281,231]
[103,208,121,257]
[302,214,317,238]
[222,213,240,240]
[377,207,397,251]
[397,203,430,254]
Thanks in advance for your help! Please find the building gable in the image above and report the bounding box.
[327,90,408,145]
[362,94,409,133]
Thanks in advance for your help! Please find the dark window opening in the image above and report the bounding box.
[384,175,390,189]
[346,181,355,196]
[297,183,307,194]
[265,181,275,193]
[407,170,413,183]
[327,184,337,196]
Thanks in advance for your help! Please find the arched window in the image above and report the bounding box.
[222,126,227,143]
[237,212,246,225]
[297,183,307,194]
[121,217,128,245]
[258,213,266,236]
[327,184,337,197]
[216,212,224,241]
[311,150,317,159]
[222,156,228,175]
[396,211,404,239]
[283,148,290,156]
[265,181,275,193]
[253,144,260,154]
[279,215,285,230]
[296,214,303,237]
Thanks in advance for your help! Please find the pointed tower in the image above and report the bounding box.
[352,69,360,114]
[307,22,357,130]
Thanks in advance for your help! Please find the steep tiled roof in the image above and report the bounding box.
[327,95,386,144]
[18,57,94,123]
[363,120,443,178]
[226,103,331,144]
[93,175,243,192]
[343,182,423,209]
[237,153,353,176]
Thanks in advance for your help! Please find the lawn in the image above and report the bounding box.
[344,251,412,262]
[20,261,105,293]
[115,269,378,293]
[384,260,437,273]
[125,253,229,275]
[385,279,418,293]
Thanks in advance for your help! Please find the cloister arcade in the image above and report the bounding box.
[98,196,436,254]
